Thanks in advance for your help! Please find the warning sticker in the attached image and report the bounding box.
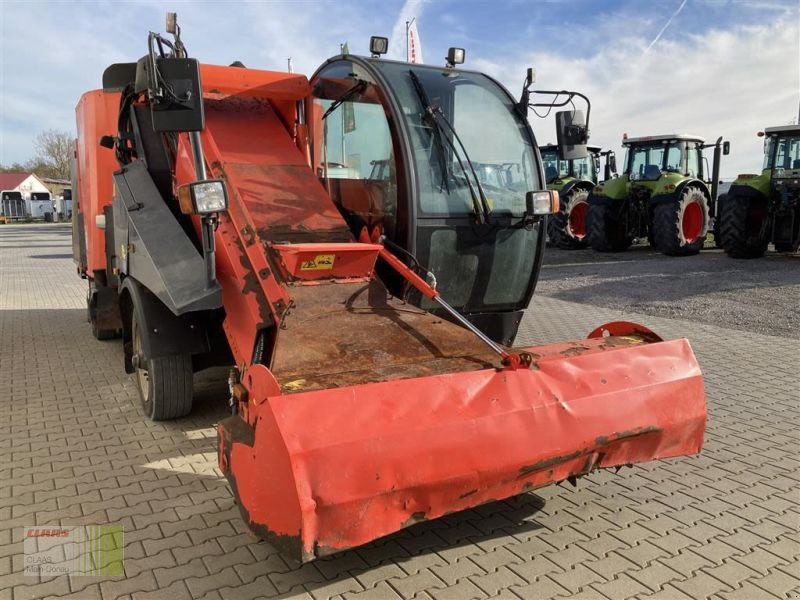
[300,254,335,271]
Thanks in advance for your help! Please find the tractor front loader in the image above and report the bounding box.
[542,144,617,248]
[719,125,800,257]
[587,134,729,256]
[72,16,707,564]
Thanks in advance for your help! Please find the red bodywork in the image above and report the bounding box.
[79,62,707,563]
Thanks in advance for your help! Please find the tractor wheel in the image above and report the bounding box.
[651,186,708,256]
[719,194,769,258]
[586,203,633,252]
[131,309,193,421]
[547,189,590,249]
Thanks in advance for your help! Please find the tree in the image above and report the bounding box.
[33,129,73,180]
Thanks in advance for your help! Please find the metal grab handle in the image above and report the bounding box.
[376,243,531,370]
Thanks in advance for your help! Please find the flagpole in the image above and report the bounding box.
[405,17,415,62]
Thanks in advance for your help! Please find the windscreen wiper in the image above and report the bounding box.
[408,70,489,223]
[322,79,369,120]
[430,108,492,219]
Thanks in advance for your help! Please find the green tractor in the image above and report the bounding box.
[542,144,617,248]
[719,125,800,257]
[586,134,729,256]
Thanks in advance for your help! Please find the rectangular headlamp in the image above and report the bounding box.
[178,179,228,215]
[526,190,559,215]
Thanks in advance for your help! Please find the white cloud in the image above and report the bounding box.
[473,12,800,179]
[388,0,429,61]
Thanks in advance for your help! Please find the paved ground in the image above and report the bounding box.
[1,223,798,600]
[537,243,800,339]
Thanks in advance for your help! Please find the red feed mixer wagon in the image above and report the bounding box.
[71,14,707,563]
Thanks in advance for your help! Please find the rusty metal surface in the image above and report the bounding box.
[222,328,706,564]
[270,280,498,392]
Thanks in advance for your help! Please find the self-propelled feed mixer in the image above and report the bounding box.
[72,16,707,564]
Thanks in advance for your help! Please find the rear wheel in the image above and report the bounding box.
[132,310,193,420]
[651,186,709,256]
[719,193,769,258]
[547,189,590,249]
[586,203,633,252]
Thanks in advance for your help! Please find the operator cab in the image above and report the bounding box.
[310,55,546,344]
[762,125,800,174]
[540,144,600,185]
[622,134,705,181]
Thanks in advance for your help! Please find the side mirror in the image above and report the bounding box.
[556,110,589,160]
[608,154,617,173]
[723,141,730,155]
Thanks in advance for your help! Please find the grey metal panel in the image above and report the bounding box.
[113,160,222,315]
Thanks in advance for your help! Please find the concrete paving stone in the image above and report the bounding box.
[100,571,159,600]
[549,563,605,594]
[125,548,178,578]
[509,575,572,599]
[153,556,208,587]
[751,566,800,599]
[185,565,242,597]
[429,556,487,585]
[388,569,447,599]
[428,578,488,600]
[172,538,225,564]
[507,555,564,583]
[672,571,736,599]
[469,565,527,596]
[269,563,327,595]
[344,580,404,600]
[702,559,762,590]
[141,531,194,556]
[131,580,193,600]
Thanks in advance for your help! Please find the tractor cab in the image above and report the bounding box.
[540,144,600,186]
[622,134,705,184]
[310,54,548,344]
[762,125,800,176]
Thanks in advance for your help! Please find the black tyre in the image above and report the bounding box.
[132,310,193,420]
[719,193,769,259]
[586,203,633,252]
[651,186,708,256]
[547,189,590,249]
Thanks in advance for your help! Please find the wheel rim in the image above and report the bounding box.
[568,201,588,238]
[682,200,703,243]
[132,317,150,404]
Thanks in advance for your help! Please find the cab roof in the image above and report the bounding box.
[539,144,603,153]
[622,134,704,145]
[764,125,800,135]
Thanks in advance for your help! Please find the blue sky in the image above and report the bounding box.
[1,0,798,177]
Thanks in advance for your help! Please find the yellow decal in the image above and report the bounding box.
[300,254,335,271]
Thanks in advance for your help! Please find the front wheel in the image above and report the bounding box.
[546,189,590,249]
[586,203,633,252]
[132,310,193,421]
[651,186,708,256]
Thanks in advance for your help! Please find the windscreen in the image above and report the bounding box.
[373,62,539,216]
[540,148,569,183]
[767,135,800,170]
[627,141,685,180]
